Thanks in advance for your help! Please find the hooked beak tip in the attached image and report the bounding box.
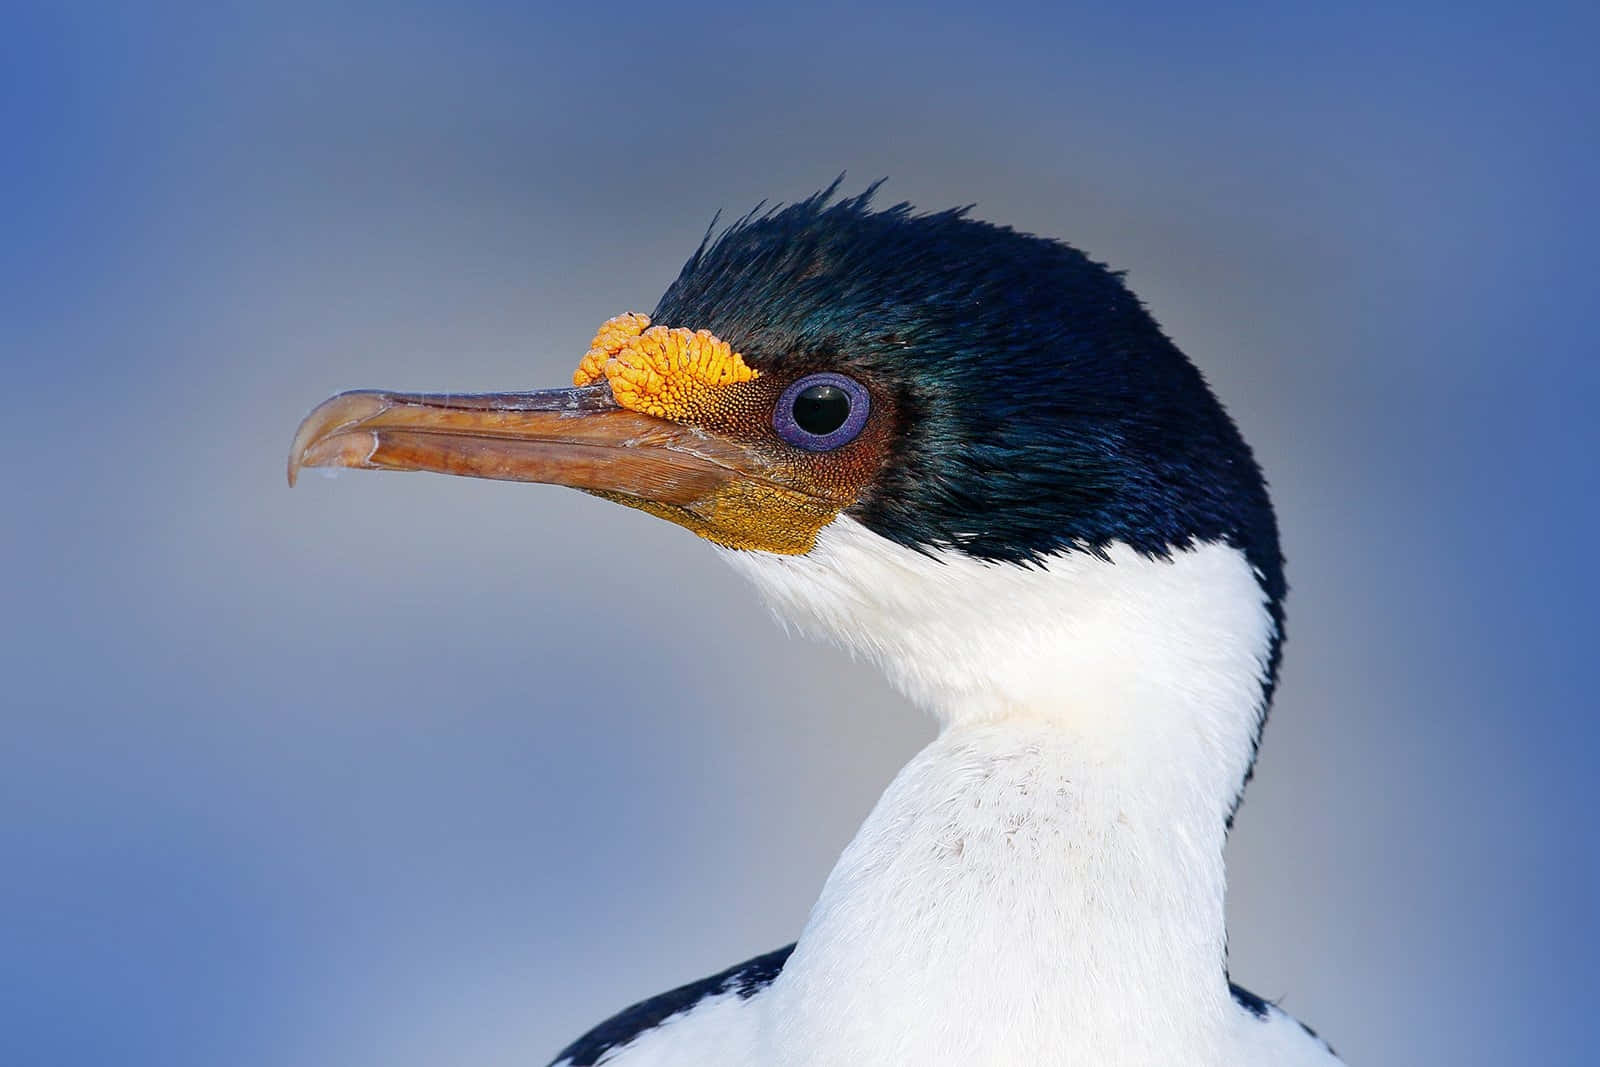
[288,391,394,488]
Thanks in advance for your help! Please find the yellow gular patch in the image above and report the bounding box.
[573,313,760,420]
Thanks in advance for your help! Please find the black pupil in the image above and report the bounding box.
[792,384,851,436]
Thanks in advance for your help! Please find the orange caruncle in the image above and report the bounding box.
[573,313,760,420]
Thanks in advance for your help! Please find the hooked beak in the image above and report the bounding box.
[287,383,769,504]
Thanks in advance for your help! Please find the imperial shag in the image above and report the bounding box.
[289,185,1340,1066]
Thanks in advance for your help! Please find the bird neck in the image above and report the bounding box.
[722,515,1276,821]
[723,517,1278,1064]
[766,721,1236,1065]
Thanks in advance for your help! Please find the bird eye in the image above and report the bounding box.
[773,373,870,451]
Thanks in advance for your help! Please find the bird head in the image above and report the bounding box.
[290,186,1285,813]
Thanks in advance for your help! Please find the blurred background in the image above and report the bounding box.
[3,2,1595,1064]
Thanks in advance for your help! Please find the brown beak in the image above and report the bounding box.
[287,385,764,507]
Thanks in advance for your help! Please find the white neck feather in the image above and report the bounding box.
[718,516,1277,1066]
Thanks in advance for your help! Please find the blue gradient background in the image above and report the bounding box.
[3,3,1595,1064]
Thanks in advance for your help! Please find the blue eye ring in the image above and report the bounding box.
[773,372,871,451]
